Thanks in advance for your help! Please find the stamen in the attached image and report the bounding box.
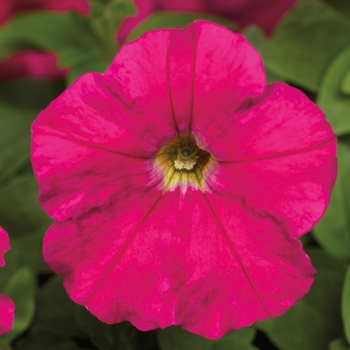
[174,157,197,170]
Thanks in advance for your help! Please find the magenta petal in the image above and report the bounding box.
[0,1,12,25]
[0,294,15,335]
[0,228,14,335]
[191,21,265,140]
[33,22,336,339]
[43,188,314,339]
[0,51,67,81]
[110,21,265,136]
[0,0,88,25]
[13,0,88,14]
[203,83,337,238]
[27,0,89,14]
[0,227,10,267]
[117,0,299,43]
[32,72,160,220]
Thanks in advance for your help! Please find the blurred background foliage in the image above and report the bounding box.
[0,0,350,349]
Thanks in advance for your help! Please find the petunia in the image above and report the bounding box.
[0,227,15,335]
[0,0,89,25]
[0,51,68,81]
[117,0,300,43]
[31,21,337,339]
[0,0,88,81]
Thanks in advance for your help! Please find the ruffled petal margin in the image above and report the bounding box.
[201,83,337,238]
[0,227,14,335]
[33,21,335,339]
[43,187,314,339]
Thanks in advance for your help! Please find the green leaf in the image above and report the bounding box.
[126,11,236,43]
[330,338,350,350]
[0,268,36,344]
[242,25,266,52]
[75,306,138,350]
[324,0,350,19]
[0,12,111,83]
[11,230,49,274]
[342,267,350,343]
[342,70,350,95]
[261,0,350,92]
[0,173,52,237]
[313,141,350,259]
[31,276,84,338]
[260,249,346,350]
[317,46,350,136]
[0,78,65,110]
[0,103,35,182]
[158,327,257,350]
[242,26,284,84]
[88,0,136,46]
[15,333,80,350]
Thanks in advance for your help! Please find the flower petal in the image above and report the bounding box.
[117,0,299,43]
[43,188,314,339]
[31,72,162,221]
[202,83,337,238]
[190,21,265,139]
[0,227,14,335]
[108,21,265,135]
[0,227,10,267]
[0,52,67,81]
[33,22,266,221]
[0,294,15,335]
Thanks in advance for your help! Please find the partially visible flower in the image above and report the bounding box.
[0,0,89,25]
[0,227,14,336]
[0,52,68,81]
[118,0,299,43]
[31,21,337,339]
[0,0,88,81]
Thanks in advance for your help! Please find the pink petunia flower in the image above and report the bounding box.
[0,227,15,336]
[31,21,337,339]
[118,0,300,43]
[0,51,68,81]
[0,0,88,81]
[0,0,89,25]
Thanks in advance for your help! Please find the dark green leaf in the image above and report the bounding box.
[342,267,350,343]
[0,103,35,182]
[11,230,48,274]
[75,306,138,350]
[0,78,65,110]
[0,173,52,237]
[158,326,257,350]
[15,333,80,350]
[329,337,350,350]
[313,141,350,259]
[31,275,84,338]
[0,340,11,350]
[88,0,136,48]
[258,249,346,350]
[0,12,111,83]
[242,25,266,52]
[262,0,350,92]
[342,70,350,95]
[324,0,350,19]
[317,46,350,135]
[242,26,284,84]
[0,268,36,344]
[126,12,236,43]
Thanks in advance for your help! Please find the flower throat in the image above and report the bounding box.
[154,134,214,192]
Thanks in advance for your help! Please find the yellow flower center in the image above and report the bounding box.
[154,134,215,192]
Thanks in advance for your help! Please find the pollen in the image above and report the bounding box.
[154,134,215,192]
